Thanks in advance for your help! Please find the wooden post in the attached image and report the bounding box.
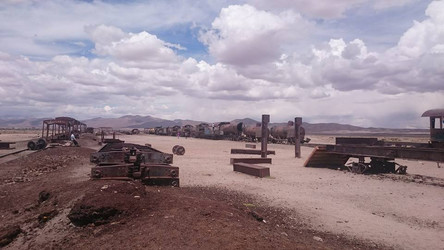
[261,114,270,158]
[295,117,302,158]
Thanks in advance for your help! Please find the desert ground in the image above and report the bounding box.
[0,131,443,249]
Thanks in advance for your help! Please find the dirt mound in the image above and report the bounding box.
[57,182,380,250]
[68,182,146,226]
[68,205,120,226]
[77,133,101,149]
[1,147,95,184]
[0,225,21,247]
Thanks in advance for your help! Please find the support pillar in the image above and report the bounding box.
[261,114,270,158]
[295,117,302,158]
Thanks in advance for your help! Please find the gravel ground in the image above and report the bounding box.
[0,134,385,250]
[120,134,444,250]
[0,132,443,249]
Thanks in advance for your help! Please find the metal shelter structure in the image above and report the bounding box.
[41,117,87,142]
[422,109,444,144]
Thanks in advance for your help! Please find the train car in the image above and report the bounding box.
[422,109,444,147]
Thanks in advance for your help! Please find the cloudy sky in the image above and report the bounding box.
[0,0,443,128]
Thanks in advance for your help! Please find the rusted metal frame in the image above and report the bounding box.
[41,121,45,139]
[41,117,86,141]
[324,145,444,162]
[90,142,179,186]
[333,137,436,148]
[52,123,56,140]
[335,137,379,145]
[91,143,174,165]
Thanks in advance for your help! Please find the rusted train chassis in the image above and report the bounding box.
[305,138,444,174]
[91,163,179,187]
[90,142,179,187]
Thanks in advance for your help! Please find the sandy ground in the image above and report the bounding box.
[0,130,40,150]
[114,134,444,250]
[0,132,40,164]
[1,132,443,249]
[1,135,379,250]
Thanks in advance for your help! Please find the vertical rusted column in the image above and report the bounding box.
[46,124,49,139]
[41,122,45,138]
[52,124,55,140]
[261,114,270,158]
[295,117,302,158]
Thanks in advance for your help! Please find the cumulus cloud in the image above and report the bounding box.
[0,0,219,58]
[199,4,312,66]
[86,25,180,68]
[0,1,442,128]
[292,1,444,94]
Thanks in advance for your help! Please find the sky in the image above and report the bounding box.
[0,0,443,128]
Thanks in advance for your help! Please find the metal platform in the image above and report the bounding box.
[304,147,350,168]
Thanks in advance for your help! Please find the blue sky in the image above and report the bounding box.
[0,0,443,128]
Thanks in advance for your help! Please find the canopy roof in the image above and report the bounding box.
[421,109,444,117]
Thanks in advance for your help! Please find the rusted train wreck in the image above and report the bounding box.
[147,121,309,144]
[42,117,87,141]
[90,142,179,187]
[304,109,444,174]
[28,117,87,150]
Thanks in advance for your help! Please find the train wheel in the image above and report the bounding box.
[351,162,368,174]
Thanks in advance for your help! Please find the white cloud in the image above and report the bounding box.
[0,1,442,129]
[86,25,180,69]
[104,106,112,112]
[0,0,218,58]
[394,1,444,59]
[199,4,312,66]
[295,0,444,95]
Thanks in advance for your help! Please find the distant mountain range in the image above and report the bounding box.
[0,118,49,129]
[0,115,428,135]
[83,115,205,129]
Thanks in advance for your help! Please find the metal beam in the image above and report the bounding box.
[324,145,444,162]
[230,158,272,164]
[231,149,275,155]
